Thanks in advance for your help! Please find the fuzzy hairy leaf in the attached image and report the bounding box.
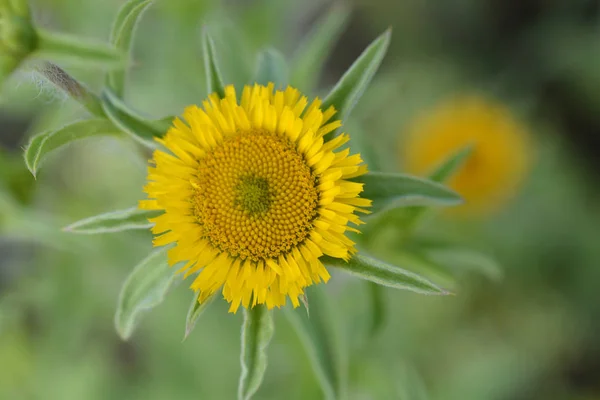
[358,172,463,215]
[115,248,176,340]
[255,48,288,87]
[183,291,217,340]
[290,4,350,93]
[284,286,346,400]
[35,29,125,69]
[324,253,449,295]
[322,29,390,134]
[107,0,153,97]
[63,207,160,234]
[202,28,226,98]
[23,119,121,177]
[101,88,169,145]
[35,62,105,116]
[238,305,274,400]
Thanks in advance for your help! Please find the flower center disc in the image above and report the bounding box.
[194,130,319,261]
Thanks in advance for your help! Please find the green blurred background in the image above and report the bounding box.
[2,0,600,399]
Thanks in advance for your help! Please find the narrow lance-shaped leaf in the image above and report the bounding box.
[36,62,105,116]
[34,29,125,69]
[290,3,351,93]
[183,291,217,341]
[202,28,226,98]
[107,0,154,97]
[115,248,176,340]
[23,119,122,177]
[428,145,473,183]
[238,305,274,400]
[324,253,450,295]
[390,250,456,289]
[254,48,288,88]
[63,207,161,234]
[358,172,463,215]
[398,145,473,227]
[322,29,391,136]
[284,286,346,400]
[101,88,170,146]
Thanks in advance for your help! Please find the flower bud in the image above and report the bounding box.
[0,0,38,76]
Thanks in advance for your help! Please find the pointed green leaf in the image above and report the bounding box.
[284,286,346,400]
[183,291,217,340]
[23,119,122,177]
[428,145,473,183]
[202,28,226,98]
[254,48,288,87]
[358,172,463,215]
[238,305,274,400]
[63,207,161,234]
[290,3,350,92]
[35,62,105,116]
[35,29,125,69]
[107,0,153,97]
[391,251,456,288]
[101,88,170,146]
[115,248,176,340]
[322,29,390,132]
[324,253,449,295]
[396,146,473,227]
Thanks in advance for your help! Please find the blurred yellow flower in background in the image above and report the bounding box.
[402,95,532,216]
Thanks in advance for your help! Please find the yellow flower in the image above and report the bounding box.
[141,84,370,312]
[402,95,531,216]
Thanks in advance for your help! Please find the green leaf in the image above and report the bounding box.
[35,62,106,116]
[424,247,503,282]
[284,286,346,400]
[322,29,390,133]
[290,3,350,93]
[115,248,176,340]
[107,0,154,97]
[390,250,456,288]
[358,172,463,215]
[254,48,288,87]
[394,146,473,227]
[34,29,125,69]
[324,253,450,295]
[202,28,226,98]
[63,207,161,234]
[101,88,170,146]
[23,119,122,177]
[183,291,217,341]
[238,305,274,400]
[428,145,473,183]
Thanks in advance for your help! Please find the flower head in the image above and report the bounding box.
[141,84,370,312]
[402,95,531,216]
